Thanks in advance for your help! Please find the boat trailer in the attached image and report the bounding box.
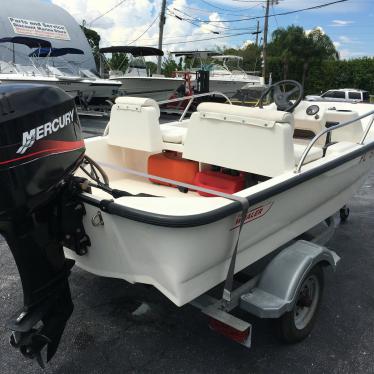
[190,216,340,347]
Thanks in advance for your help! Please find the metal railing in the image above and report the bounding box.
[157,91,232,122]
[295,109,374,173]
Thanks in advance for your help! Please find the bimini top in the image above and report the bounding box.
[212,55,243,61]
[0,36,51,49]
[29,47,84,57]
[99,46,163,57]
[171,50,221,58]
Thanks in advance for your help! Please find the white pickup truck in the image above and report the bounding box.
[306,88,370,103]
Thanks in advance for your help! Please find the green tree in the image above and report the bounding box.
[268,26,308,81]
[223,44,262,73]
[302,28,338,87]
[161,54,178,77]
[80,23,101,70]
[146,61,157,75]
[267,25,338,90]
[107,53,129,73]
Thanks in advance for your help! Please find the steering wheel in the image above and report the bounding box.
[258,80,304,112]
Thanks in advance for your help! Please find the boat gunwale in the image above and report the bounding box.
[79,139,374,228]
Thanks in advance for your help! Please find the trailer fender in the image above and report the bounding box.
[240,240,340,318]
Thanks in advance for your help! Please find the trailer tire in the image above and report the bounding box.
[340,206,350,222]
[276,265,324,343]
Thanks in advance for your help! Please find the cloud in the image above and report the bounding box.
[241,39,254,49]
[338,35,361,44]
[211,0,364,13]
[330,19,354,27]
[51,0,236,54]
[339,35,352,43]
[333,41,341,48]
[305,26,325,35]
[339,49,366,59]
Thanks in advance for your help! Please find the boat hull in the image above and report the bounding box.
[0,76,89,98]
[81,81,121,104]
[114,76,184,102]
[66,152,374,306]
[205,79,257,98]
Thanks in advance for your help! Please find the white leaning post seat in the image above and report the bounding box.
[182,102,295,177]
[107,96,187,153]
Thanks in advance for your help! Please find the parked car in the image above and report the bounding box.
[306,88,370,103]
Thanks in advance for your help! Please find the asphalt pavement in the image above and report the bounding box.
[1,117,374,373]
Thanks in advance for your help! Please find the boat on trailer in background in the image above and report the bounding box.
[28,47,122,106]
[0,36,89,98]
[99,46,184,102]
[1,80,374,366]
[172,50,264,97]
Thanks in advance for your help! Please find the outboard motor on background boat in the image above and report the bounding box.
[0,84,86,367]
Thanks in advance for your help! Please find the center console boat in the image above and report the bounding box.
[1,80,374,366]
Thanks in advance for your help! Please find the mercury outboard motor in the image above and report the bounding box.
[0,84,87,367]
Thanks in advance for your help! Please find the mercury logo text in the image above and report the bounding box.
[16,109,75,154]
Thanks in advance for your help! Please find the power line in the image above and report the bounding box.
[176,4,258,16]
[192,0,349,23]
[141,31,255,47]
[199,0,263,13]
[271,4,279,28]
[128,15,159,45]
[87,0,128,26]
[170,8,258,32]
[109,33,222,43]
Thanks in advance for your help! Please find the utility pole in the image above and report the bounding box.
[261,0,270,82]
[255,20,260,47]
[157,0,167,74]
[262,0,278,82]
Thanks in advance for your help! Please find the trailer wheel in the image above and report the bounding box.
[276,265,324,343]
[340,206,350,222]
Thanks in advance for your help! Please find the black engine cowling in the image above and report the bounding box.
[0,84,86,367]
[0,84,85,216]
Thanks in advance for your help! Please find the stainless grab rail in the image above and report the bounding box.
[157,91,232,122]
[295,109,374,174]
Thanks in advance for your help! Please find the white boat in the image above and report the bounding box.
[172,51,264,97]
[99,46,184,102]
[0,61,84,98]
[67,81,374,307]
[0,37,91,98]
[2,81,374,365]
[29,47,122,105]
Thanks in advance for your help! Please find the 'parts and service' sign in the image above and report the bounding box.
[8,17,70,40]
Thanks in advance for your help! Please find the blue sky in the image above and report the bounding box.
[171,0,373,59]
[50,0,374,59]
